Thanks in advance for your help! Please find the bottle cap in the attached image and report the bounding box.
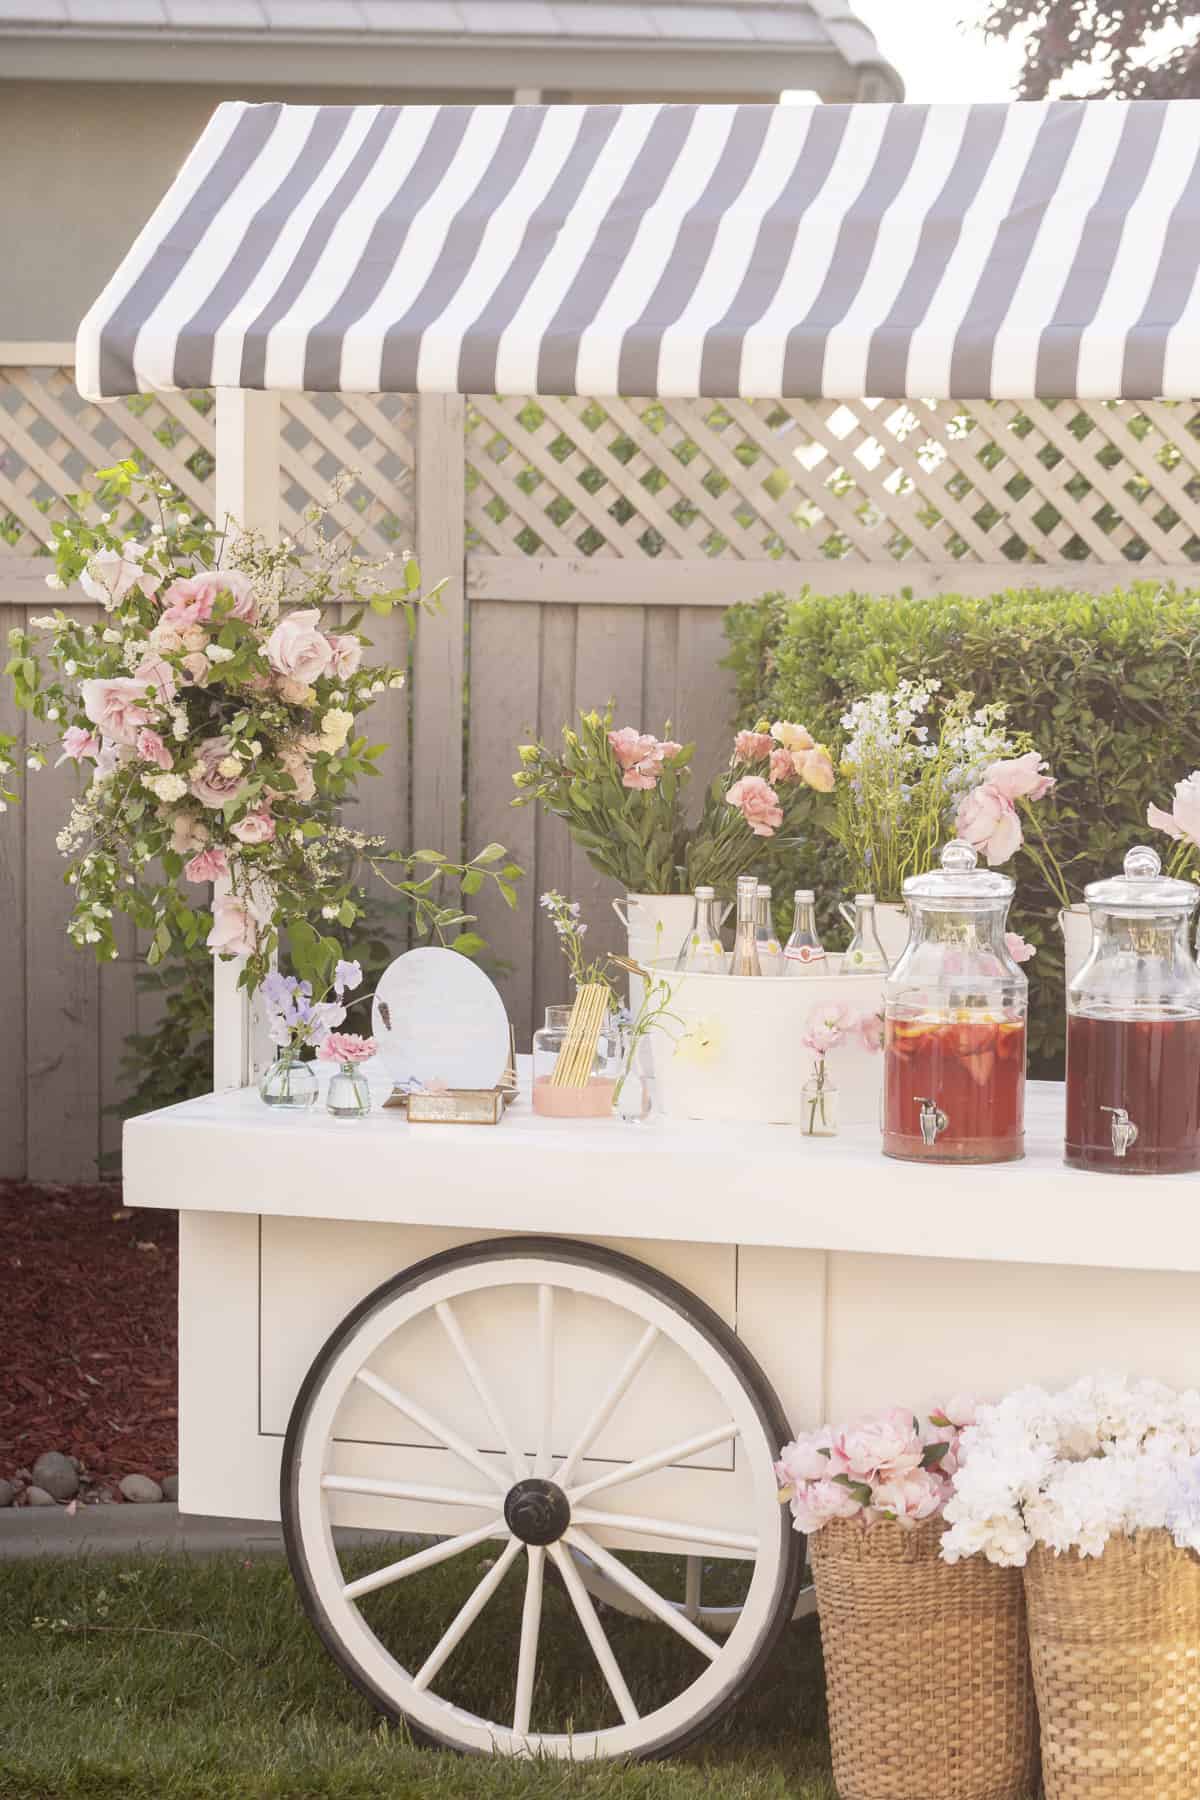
[854,892,876,905]
[694,885,715,897]
[794,889,814,902]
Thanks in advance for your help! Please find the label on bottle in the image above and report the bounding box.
[785,944,826,964]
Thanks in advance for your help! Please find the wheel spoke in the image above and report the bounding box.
[341,1519,504,1603]
[355,1368,508,1492]
[512,1544,544,1736]
[321,1473,497,1509]
[412,1538,523,1692]
[548,1543,640,1727]
[568,1422,740,1504]
[565,1528,722,1662]
[553,1323,658,1490]
[435,1299,529,1481]
[684,1556,702,1624]
[535,1285,554,1478]
[571,1507,758,1554]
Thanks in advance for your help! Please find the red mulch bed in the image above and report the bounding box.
[0,1180,178,1494]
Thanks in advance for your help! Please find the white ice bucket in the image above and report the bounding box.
[651,958,886,1128]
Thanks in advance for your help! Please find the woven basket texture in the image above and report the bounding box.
[809,1516,1039,1800]
[1024,1531,1200,1799]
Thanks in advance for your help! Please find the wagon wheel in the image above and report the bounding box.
[567,1544,817,1636]
[282,1237,805,1760]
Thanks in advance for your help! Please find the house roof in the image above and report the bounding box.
[0,1,903,101]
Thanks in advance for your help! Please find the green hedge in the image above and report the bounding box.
[723,582,1200,1073]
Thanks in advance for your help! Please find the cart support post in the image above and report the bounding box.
[212,389,280,1091]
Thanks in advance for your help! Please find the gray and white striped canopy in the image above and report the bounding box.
[77,98,1200,404]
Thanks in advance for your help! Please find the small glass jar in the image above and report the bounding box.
[616,1034,655,1123]
[326,1063,372,1119]
[532,1003,621,1118]
[801,1067,838,1137]
[259,1050,318,1110]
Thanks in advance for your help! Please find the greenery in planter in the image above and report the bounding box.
[723,581,1200,1071]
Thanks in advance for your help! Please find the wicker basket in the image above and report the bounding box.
[1024,1531,1200,1799]
[809,1517,1039,1800]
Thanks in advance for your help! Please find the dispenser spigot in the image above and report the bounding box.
[1101,1105,1139,1159]
[915,1097,949,1147]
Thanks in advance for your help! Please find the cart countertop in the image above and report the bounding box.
[121,1069,1200,1279]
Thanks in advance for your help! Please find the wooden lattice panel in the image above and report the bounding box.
[0,368,415,560]
[465,395,1200,568]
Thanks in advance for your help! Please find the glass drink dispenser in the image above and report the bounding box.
[1065,846,1200,1174]
[883,841,1027,1164]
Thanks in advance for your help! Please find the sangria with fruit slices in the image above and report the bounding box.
[884,1011,1025,1163]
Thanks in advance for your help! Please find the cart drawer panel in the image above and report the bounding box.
[259,1218,738,1472]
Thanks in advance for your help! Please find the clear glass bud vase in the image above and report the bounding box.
[259,1050,318,1110]
[326,1063,372,1119]
[801,1066,838,1137]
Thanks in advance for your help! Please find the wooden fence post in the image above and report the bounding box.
[212,389,279,1092]
[413,395,466,864]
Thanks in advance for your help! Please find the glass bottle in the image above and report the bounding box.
[840,893,890,975]
[1066,846,1200,1174]
[327,1061,372,1118]
[882,841,1026,1164]
[729,874,762,977]
[616,1032,655,1123]
[675,885,728,975]
[755,884,783,977]
[801,1065,839,1137]
[784,889,826,975]
[259,1049,319,1110]
[532,1003,621,1118]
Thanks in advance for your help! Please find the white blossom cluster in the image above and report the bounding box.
[942,1375,1200,1567]
[939,706,1018,805]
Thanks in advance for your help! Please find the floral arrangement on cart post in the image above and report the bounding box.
[0,461,522,1110]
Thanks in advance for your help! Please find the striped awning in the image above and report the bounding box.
[77,98,1200,404]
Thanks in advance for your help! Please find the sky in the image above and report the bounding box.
[839,0,1026,104]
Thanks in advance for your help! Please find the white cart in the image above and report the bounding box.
[124,1070,1200,1760]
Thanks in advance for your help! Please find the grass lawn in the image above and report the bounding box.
[0,1549,839,1800]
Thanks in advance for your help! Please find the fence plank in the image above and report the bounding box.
[532,606,577,1034]
[0,604,27,1177]
[570,606,647,968]
[413,395,466,865]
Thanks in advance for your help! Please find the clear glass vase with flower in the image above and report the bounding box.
[259,956,368,1110]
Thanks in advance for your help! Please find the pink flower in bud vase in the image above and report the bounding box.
[857,1011,884,1054]
[790,1477,863,1535]
[725,774,783,837]
[230,806,276,845]
[870,1468,947,1528]
[984,751,1055,803]
[734,729,775,763]
[57,726,98,764]
[184,847,229,884]
[135,728,173,771]
[319,1032,377,1065]
[956,782,1022,866]
[1005,931,1036,964]
[831,1408,924,1482]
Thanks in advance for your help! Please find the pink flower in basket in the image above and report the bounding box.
[871,1468,947,1527]
[319,1032,377,1065]
[775,1428,833,1491]
[725,774,782,837]
[791,1477,863,1534]
[831,1408,924,1482]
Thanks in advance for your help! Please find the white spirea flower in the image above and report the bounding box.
[64,660,77,675]
[217,755,242,778]
[102,628,122,644]
[206,644,235,664]
[44,573,65,591]
[30,614,58,628]
[46,707,59,722]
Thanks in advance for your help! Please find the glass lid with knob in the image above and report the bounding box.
[882,840,1027,1167]
[1065,845,1200,1175]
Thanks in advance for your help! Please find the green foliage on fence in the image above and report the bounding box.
[723,581,1200,1072]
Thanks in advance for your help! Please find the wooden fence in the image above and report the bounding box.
[4,348,1200,1180]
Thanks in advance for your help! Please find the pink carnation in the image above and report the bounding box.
[734,730,775,763]
[797,744,836,793]
[725,774,783,838]
[319,1032,377,1065]
[184,847,229,884]
[769,747,798,785]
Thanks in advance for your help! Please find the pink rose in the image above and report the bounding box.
[790,1478,864,1535]
[831,1408,924,1482]
[984,751,1055,803]
[725,774,783,838]
[1148,772,1200,848]
[327,634,363,679]
[219,570,257,621]
[171,813,208,854]
[956,783,1022,866]
[275,744,316,803]
[79,677,152,748]
[57,726,98,764]
[265,608,333,686]
[206,893,262,958]
[184,847,229,884]
[734,730,775,763]
[230,806,276,845]
[79,542,159,607]
[1005,931,1036,964]
[180,652,210,687]
[776,1429,834,1490]
[797,745,836,793]
[132,653,177,705]
[188,736,246,810]
[135,728,173,771]
[161,573,220,627]
[870,1468,947,1528]
[149,619,185,654]
[318,1032,377,1065]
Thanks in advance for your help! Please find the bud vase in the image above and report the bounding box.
[326,1063,372,1118]
[259,1050,318,1110]
[801,1067,838,1137]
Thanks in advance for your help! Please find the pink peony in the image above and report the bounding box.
[931,1394,979,1431]
[734,730,775,763]
[984,751,1055,803]
[797,745,836,793]
[1148,772,1200,848]
[79,677,152,748]
[230,806,276,845]
[184,847,229,884]
[956,782,1022,866]
[327,634,363,680]
[870,1468,947,1528]
[831,1408,924,1482]
[206,893,262,958]
[1005,931,1036,964]
[725,774,783,838]
[134,727,173,771]
[776,1429,834,1489]
[132,653,177,705]
[57,726,98,764]
[319,1032,377,1064]
[188,736,245,810]
[265,608,334,686]
[790,1477,864,1535]
[171,813,208,854]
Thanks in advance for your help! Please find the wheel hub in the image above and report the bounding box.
[503,1477,571,1545]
